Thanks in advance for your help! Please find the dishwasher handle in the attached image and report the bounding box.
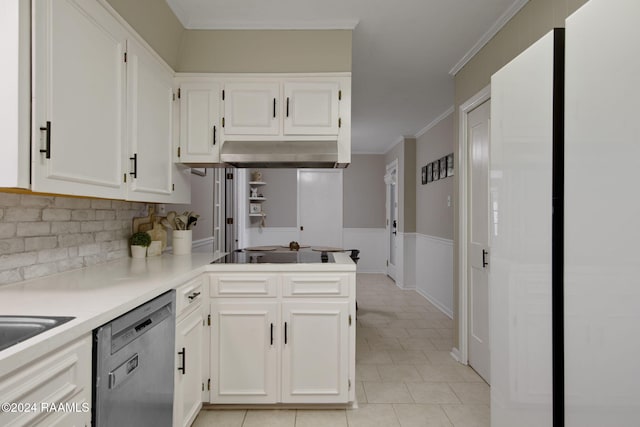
[108,353,139,389]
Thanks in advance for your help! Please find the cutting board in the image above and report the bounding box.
[245,246,278,251]
[132,205,154,234]
[147,221,167,250]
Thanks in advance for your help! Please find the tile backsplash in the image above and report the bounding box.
[0,192,148,286]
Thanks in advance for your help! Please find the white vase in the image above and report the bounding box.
[131,245,147,259]
[173,230,192,255]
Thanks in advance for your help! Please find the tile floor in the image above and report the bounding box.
[193,273,489,427]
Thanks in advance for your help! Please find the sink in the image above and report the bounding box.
[0,316,74,352]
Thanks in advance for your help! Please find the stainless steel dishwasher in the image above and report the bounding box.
[93,290,175,427]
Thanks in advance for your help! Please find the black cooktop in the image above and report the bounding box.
[213,250,335,264]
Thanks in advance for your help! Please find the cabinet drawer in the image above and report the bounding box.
[0,335,92,427]
[282,274,349,297]
[210,274,278,297]
[176,276,205,316]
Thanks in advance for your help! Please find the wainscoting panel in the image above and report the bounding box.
[343,228,386,273]
[414,234,454,318]
[402,233,416,289]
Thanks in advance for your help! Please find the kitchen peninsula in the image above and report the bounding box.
[0,251,356,426]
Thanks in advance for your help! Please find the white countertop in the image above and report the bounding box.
[0,251,355,378]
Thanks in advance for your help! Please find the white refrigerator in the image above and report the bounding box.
[489,0,640,426]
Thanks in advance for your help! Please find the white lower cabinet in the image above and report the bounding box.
[174,278,204,427]
[281,301,349,403]
[174,307,204,427]
[0,335,92,427]
[208,272,354,405]
[210,301,278,404]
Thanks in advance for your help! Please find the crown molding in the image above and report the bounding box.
[449,0,529,76]
[183,18,360,30]
[415,106,454,138]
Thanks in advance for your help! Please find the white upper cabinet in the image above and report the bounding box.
[283,81,340,135]
[178,81,222,163]
[26,0,190,202]
[224,82,280,135]
[126,38,175,202]
[32,0,127,199]
[0,0,30,188]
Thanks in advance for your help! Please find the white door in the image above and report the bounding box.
[210,301,278,404]
[224,82,280,135]
[32,0,127,199]
[281,301,349,403]
[283,81,340,135]
[174,308,203,427]
[179,82,221,163]
[468,100,491,383]
[126,38,174,202]
[298,170,343,247]
[385,163,399,280]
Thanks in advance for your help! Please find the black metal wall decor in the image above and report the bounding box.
[421,153,453,185]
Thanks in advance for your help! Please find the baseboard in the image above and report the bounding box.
[450,347,462,363]
[357,269,387,274]
[415,287,453,319]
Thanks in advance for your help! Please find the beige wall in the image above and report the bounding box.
[343,155,386,228]
[105,2,352,73]
[253,169,298,228]
[177,30,352,73]
[451,0,590,350]
[403,138,416,233]
[106,0,184,69]
[416,114,454,239]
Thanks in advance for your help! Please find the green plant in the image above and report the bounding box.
[130,231,152,247]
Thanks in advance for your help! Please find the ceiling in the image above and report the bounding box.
[166,0,526,154]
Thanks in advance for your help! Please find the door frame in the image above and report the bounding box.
[385,159,399,280]
[456,85,490,365]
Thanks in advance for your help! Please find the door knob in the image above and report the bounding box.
[482,249,489,268]
[300,226,304,231]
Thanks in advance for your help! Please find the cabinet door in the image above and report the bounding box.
[281,301,350,403]
[32,0,127,199]
[284,81,340,135]
[126,38,174,202]
[0,335,92,427]
[174,307,203,427]
[210,301,278,403]
[179,82,221,163]
[224,82,280,135]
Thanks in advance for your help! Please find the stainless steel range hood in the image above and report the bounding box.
[220,140,347,168]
